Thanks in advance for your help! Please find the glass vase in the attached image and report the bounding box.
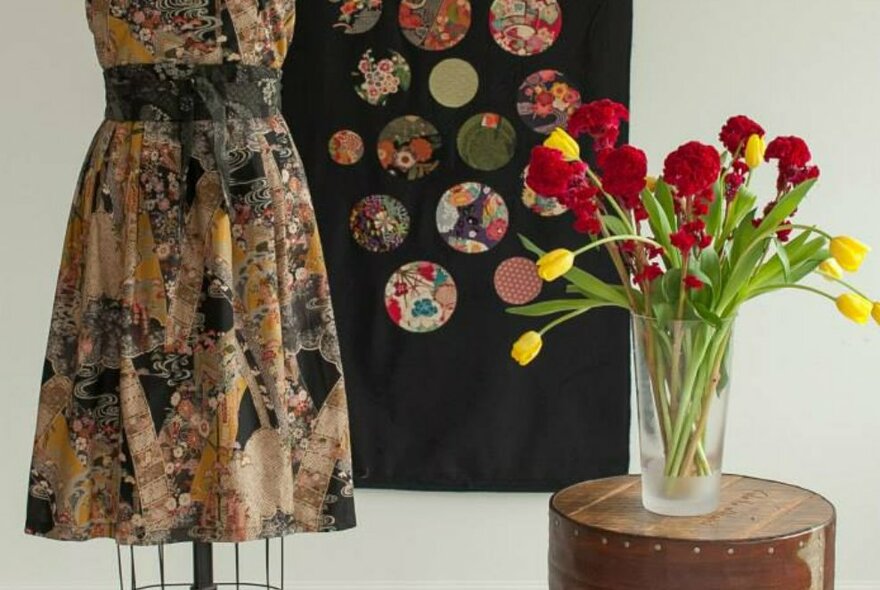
[632,314,735,517]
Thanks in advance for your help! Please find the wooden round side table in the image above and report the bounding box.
[549,475,836,590]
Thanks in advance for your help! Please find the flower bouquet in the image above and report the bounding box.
[510,102,877,515]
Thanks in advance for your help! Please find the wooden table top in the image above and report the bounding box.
[551,475,835,542]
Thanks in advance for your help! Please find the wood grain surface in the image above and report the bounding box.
[549,475,836,590]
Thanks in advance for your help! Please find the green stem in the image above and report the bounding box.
[538,308,591,336]
[586,168,637,234]
[573,235,665,257]
[831,278,873,301]
[751,283,838,302]
[779,223,833,241]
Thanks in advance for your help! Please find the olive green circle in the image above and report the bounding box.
[456,113,517,172]
[429,58,479,108]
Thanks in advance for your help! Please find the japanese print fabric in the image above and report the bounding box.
[282,0,633,491]
[25,0,356,545]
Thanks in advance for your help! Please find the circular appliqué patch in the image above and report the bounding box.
[489,0,563,57]
[353,49,412,106]
[456,113,517,172]
[378,115,443,180]
[429,58,479,108]
[330,0,383,34]
[521,166,568,216]
[436,182,509,253]
[494,257,543,305]
[350,195,410,253]
[517,70,582,134]
[385,262,458,333]
[399,0,472,51]
[328,130,365,165]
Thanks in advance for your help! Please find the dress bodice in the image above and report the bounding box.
[85,0,296,70]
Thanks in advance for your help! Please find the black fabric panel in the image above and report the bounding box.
[282,0,633,491]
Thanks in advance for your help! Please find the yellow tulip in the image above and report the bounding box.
[536,249,575,282]
[645,176,658,192]
[543,128,581,161]
[744,134,766,169]
[830,236,871,272]
[836,293,873,325]
[873,302,880,326]
[818,259,844,281]
[512,331,543,366]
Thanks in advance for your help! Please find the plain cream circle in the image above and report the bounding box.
[429,58,479,108]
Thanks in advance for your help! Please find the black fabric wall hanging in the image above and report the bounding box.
[282,0,633,492]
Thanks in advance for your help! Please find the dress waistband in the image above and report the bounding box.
[102,64,283,353]
[103,63,282,122]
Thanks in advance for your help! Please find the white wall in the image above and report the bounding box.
[1,1,878,588]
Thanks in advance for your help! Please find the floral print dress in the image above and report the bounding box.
[25,0,355,545]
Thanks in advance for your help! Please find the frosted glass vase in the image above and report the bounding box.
[632,314,735,516]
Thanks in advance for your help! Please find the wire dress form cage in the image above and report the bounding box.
[117,541,286,590]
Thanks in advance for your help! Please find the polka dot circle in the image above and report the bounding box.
[456,113,517,172]
[349,195,410,253]
[429,59,479,108]
[494,257,543,305]
[517,69,582,134]
[385,261,458,333]
[489,0,563,57]
[399,0,472,51]
[521,166,568,217]
[377,115,443,180]
[328,130,365,165]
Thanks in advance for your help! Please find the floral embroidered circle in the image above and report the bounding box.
[456,113,517,172]
[494,257,543,305]
[517,70,582,134]
[378,115,443,180]
[385,262,458,333]
[521,166,568,217]
[330,0,383,34]
[489,0,563,57]
[350,195,410,253]
[429,58,479,108]
[399,0,472,51]
[329,130,365,165]
[436,182,509,254]
[353,49,412,106]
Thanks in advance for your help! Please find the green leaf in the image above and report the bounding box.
[704,178,725,241]
[659,268,682,304]
[519,234,630,307]
[751,236,827,288]
[692,300,723,327]
[601,215,631,237]
[718,244,766,313]
[754,179,817,239]
[774,237,791,282]
[641,188,680,267]
[506,299,610,317]
[730,209,758,264]
[698,248,721,293]
[654,179,677,225]
[720,187,757,250]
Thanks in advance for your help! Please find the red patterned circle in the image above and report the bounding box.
[494,257,543,305]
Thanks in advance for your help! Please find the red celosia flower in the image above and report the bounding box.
[719,115,765,154]
[567,99,629,152]
[662,141,721,197]
[765,136,812,168]
[573,213,603,235]
[635,264,664,284]
[724,160,750,201]
[526,146,588,197]
[601,145,648,209]
[684,275,705,290]
[764,136,820,193]
[670,228,699,253]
